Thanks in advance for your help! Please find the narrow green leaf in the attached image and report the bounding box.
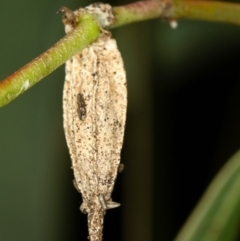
[174,150,240,241]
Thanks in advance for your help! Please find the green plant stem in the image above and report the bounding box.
[112,0,169,28]
[1,0,240,107]
[111,0,240,28]
[171,0,240,25]
[0,14,100,107]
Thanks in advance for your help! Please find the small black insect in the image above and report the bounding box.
[77,93,87,121]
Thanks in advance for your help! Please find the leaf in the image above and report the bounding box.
[174,150,240,241]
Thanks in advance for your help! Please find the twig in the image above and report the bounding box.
[1,0,240,107]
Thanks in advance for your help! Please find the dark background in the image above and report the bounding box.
[1,0,240,240]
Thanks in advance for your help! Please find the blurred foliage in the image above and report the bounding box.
[174,150,240,241]
[0,0,240,241]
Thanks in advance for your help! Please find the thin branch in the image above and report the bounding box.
[0,14,101,107]
[111,0,171,28]
[111,0,240,28]
[1,0,240,107]
[171,0,240,25]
